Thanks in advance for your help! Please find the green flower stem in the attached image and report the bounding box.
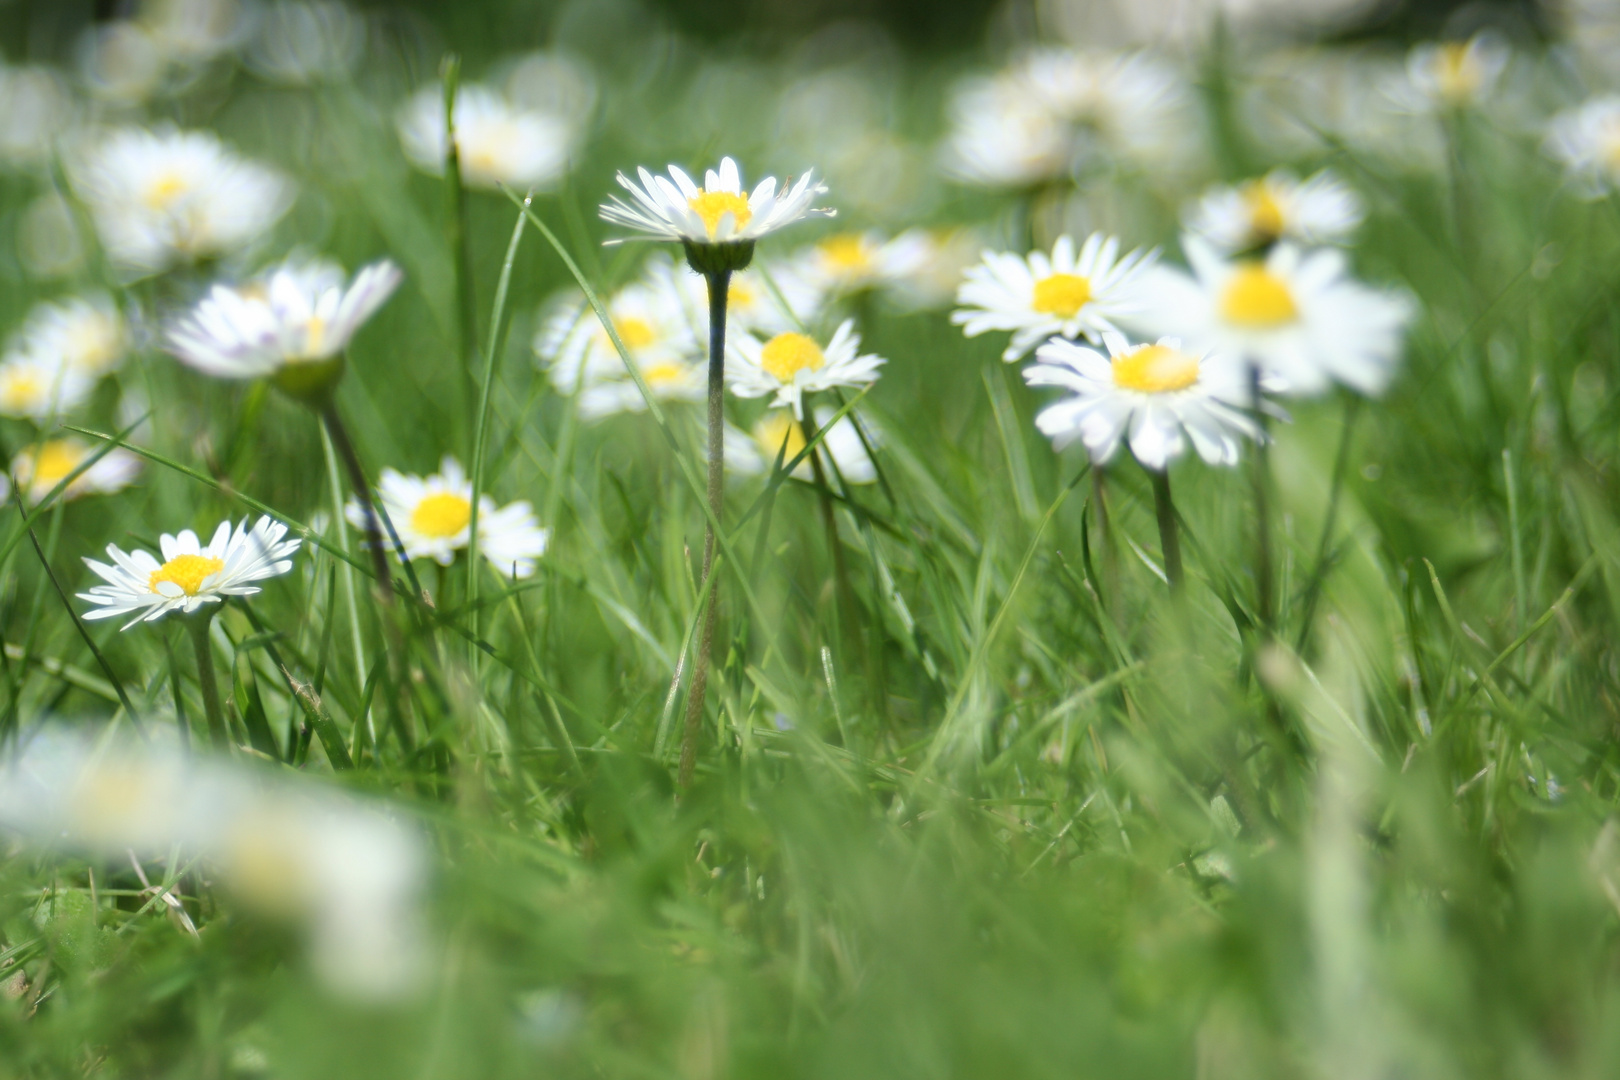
[188,615,228,750]
[320,403,394,605]
[679,267,731,789]
[1149,466,1183,591]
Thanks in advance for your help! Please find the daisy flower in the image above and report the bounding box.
[348,457,548,579]
[1016,48,1188,163]
[600,156,833,249]
[730,406,878,484]
[1399,34,1508,112]
[71,125,293,276]
[942,75,1071,188]
[952,233,1156,361]
[536,254,699,397]
[1546,95,1620,197]
[1023,332,1259,470]
[1,437,141,505]
[11,293,129,377]
[0,351,94,420]
[1185,170,1364,253]
[79,515,301,628]
[727,319,884,419]
[671,264,814,340]
[166,256,402,397]
[1131,236,1413,397]
[0,65,74,170]
[784,230,933,301]
[397,83,576,190]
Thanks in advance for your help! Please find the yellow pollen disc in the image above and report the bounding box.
[301,315,327,359]
[688,191,752,238]
[614,316,658,350]
[1032,273,1093,318]
[27,440,84,488]
[1436,43,1477,100]
[755,412,805,461]
[1219,263,1298,327]
[142,171,190,209]
[1242,182,1287,241]
[149,553,225,597]
[643,362,687,387]
[411,492,471,539]
[1112,345,1200,394]
[759,333,825,382]
[728,280,757,308]
[1,372,41,410]
[819,234,872,272]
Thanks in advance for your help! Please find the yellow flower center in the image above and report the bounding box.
[614,316,657,350]
[1032,273,1093,318]
[688,191,752,238]
[410,492,471,539]
[67,319,119,373]
[0,371,42,410]
[755,412,805,462]
[1242,182,1287,242]
[1111,345,1200,394]
[819,234,872,272]
[300,315,327,360]
[729,279,757,309]
[142,171,190,209]
[1219,263,1298,327]
[643,362,687,387]
[26,440,84,488]
[758,333,825,382]
[1435,43,1479,101]
[149,554,225,596]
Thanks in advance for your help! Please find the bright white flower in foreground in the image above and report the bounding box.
[1546,95,1620,197]
[729,406,878,484]
[349,456,548,578]
[536,256,699,398]
[167,256,402,380]
[785,230,933,300]
[1,437,141,505]
[601,156,833,245]
[1186,170,1363,253]
[79,515,300,628]
[11,293,129,377]
[727,320,884,419]
[1024,332,1259,470]
[1133,236,1413,397]
[72,126,292,275]
[953,233,1155,361]
[1399,34,1508,111]
[398,83,575,190]
[0,352,94,420]
[943,75,1071,188]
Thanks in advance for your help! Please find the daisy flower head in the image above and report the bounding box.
[71,125,293,276]
[1546,95,1620,197]
[1023,332,1258,471]
[733,406,878,485]
[535,254,698,401]
[1016,48,1188,165]
[0,351,94,421]
[726,319,884,420]
[350,457,549,579]
[79,516,300,629]
[600,156,834,274]
[1186,170,1364,254]
[1,437,141,505]
[953,233,1156,362]
[12,293,129,378]
[942,74,1071,188]
[166,255,403,401]
[1399,33,1509,112]
[785,230,933,303]
[1132,236,1414,398]
[397,83,576,191]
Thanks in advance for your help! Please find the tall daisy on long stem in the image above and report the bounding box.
[601,156,832,787]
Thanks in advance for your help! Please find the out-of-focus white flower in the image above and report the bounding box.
[0,352,94,421]
[0,65,75,169]
[504,51,597,123]
[1244,49,1434,165]
[0,437,141,505]
[398,83,575,190]
[784,230,933,302]
[727,319,884,419]
[672,264,814,340]
[78,21,171,103]
[1546,95,1620,197]
[245,1,365,85]
[349,456,548,579]
[953,232,1156,361]
[883,228,985,311]
[1186,170,1364,253]
[601,157,834,246]
[0,733,429,1001]
[1397,34,1509,112]
[12,294,128,378]
[1023,331,1258,470]
[79,515,300,628]
[141,0,250,63]
[943,74,1072,188]
[1017,48,1189,162]
[72,126,293,276]
[1131,236,1413,397]
[536,255,698,398]
[17,194,89,280]
[728,406,878,484]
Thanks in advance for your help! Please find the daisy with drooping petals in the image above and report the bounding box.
[731,406,878,485]
[953,233,1155,362]
[727,320,885,420]
[11,293,129,378]
[1186,170,1363,253]
[71,126,292,275]
[1023,332,1259,471]
[1398,34,1509,112]
[1546,95,1620,197]
[79,515,300,629]
[1,437,141,505]
[397,83,576,190]
[600,156,833,249]
[348,457,548,579]
[0,351,94,421]
[166,256,402,396]
[1131,236,1413,397]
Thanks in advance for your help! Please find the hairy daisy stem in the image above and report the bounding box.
[188,616,227,750]
[678,268,731,789]
[1150,467,1183,591]
[320,405,394,606]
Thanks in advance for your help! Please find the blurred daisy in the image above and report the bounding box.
[786,230,933,300]
[12,293,128,378]
[166,256,402,395]
[72,126,292,275]
[600,156,833,246]
[731,406,878,484]
[1,437,141,505]
[1017,48,1188,163]
[953,233,1156,361]
[1023,332,1258,470]
[0,352,94,420]
[1186,170,1363,253]
[1400,34,1508,112]
[1546,95,1620,197]
[576,359,705,420]
[245,1,365,85]
[79,515,301,628]
[672,265,813,340]
[349,456,548,578]
[885,228,985,311]
[0,65,74,170]
[943,75,1071,188]
[1133,236,1413,397]
[536,255,698,397]
[727,320,884,419]
[398,83,575,190]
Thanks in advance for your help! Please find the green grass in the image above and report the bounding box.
[5,19,1620,1080]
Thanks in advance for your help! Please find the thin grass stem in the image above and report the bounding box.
[1294,395,1361,652]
